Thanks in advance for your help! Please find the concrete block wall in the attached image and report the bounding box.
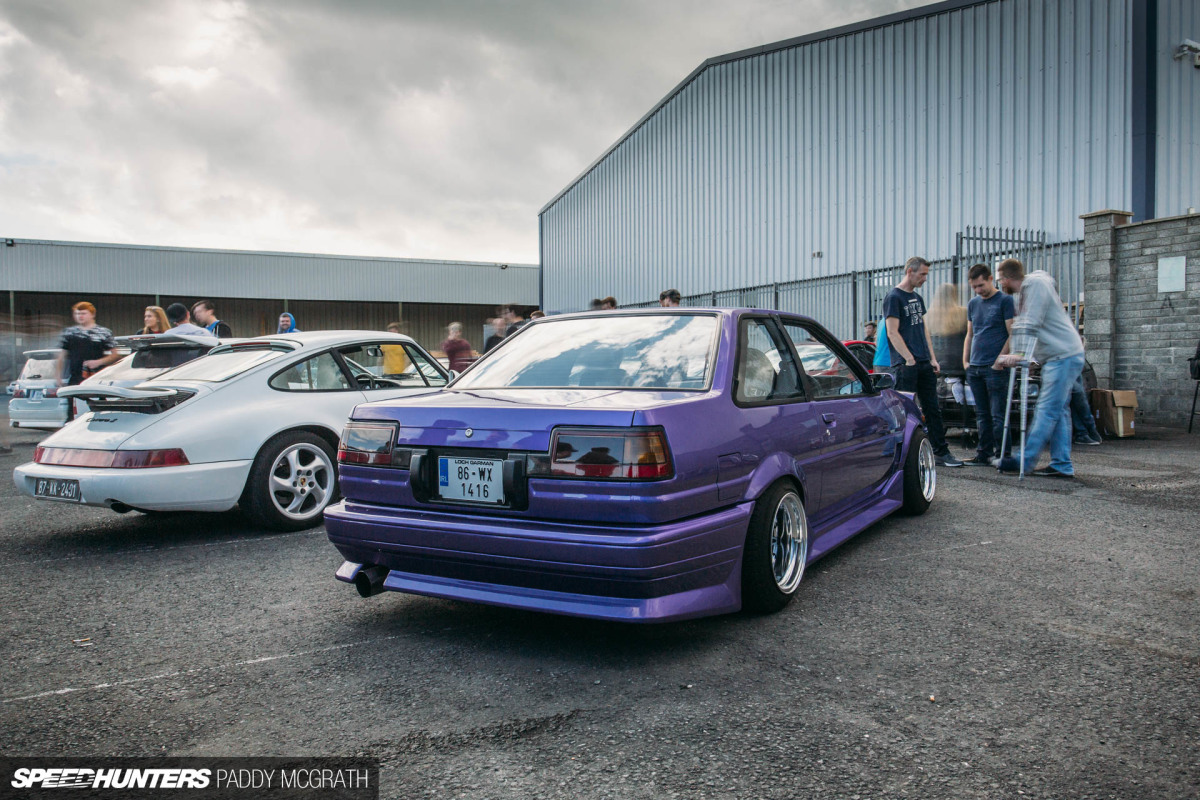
[1083,210,1200,427]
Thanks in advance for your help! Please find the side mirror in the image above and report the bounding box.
[871,371,895,391]
[448,370,459,380]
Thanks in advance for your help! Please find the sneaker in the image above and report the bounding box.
[1032,466,1074,478]
[935,452,963,468]
[964,454,993,466]
[1073,435,1101,446]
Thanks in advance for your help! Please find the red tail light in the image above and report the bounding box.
[530,427,673,481]
[12,386,24,398]
[34,447,189,468]
[44,387,58,397]
[339,422,400,467]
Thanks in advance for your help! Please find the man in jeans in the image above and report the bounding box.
[884,257,962,467]
[995,258,1085,478]
[961,263,1015,465]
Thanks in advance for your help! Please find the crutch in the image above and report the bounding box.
[999,361,1029,480]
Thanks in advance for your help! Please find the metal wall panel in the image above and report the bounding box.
[1157,0,1200,216]
[540,0,1134,312]
[0,239,539,306]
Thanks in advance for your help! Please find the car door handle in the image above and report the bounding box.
[821,413,837,424]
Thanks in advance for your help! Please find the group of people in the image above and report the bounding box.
[482,304,545,354]
[872,256,1090,477]
[136,301,234,338]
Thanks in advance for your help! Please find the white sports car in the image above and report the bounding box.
[13,331,449,530]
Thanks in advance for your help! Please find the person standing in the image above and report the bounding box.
[871,320,891,374]
[55,302,121,420]
[277,312,300,333]
[659,289,681,307]
[191,300,232,337]
[137,306,169,335]
[995,259,1085,478]
[863,320,878,341]
[164,303,214,336]
[962,264,1016,466]
[483,318,506,353]
[440,322,474,372]
[884,257,962,467]
[383,322,411,375]
[503,304,527,337]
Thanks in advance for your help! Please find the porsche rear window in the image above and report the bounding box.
[453,314,718,390]
[149,348,286,383]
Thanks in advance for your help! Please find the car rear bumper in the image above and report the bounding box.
[13,459,252,512]
[324,500,754,623]
[8,398,69,428]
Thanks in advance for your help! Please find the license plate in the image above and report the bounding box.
[34,478,81,503]
[29,390,43,401]
[438,457,505,504]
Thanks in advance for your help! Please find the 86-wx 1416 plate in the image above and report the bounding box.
[34,478,81,502]
[437,456,505,505]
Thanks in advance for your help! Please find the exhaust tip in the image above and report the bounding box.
[109,502,133,513]
[354,565,390,598]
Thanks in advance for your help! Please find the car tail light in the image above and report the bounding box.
[111,449,190,468]
[34,447,189,468]
[528,427,673,481]
[12,386,24,398]
[339,422,406,467]
[43,387,58,397]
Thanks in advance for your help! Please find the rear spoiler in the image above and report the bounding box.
[58,385,195,414]
[115,334,228,350]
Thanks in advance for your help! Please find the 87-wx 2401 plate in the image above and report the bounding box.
[34,477,81,502]
[438,456,505,505]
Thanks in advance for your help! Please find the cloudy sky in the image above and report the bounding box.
[0,0,927,264]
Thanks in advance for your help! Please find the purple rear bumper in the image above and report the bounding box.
[324,500,753,623]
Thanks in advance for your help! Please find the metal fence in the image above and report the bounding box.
[627,230,1085,340]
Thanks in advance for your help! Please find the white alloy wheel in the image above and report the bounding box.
[269,442,334,521]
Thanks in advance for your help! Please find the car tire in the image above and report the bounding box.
[242,430,338,531]
[741,481,809,614]
[901,429,935,516]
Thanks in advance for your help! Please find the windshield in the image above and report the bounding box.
[96,347,210,381]
[150,348,286,383]
[19,358,59,380]
[454,313,719,390]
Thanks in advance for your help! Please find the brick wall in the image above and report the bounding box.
[1083,209,1200,427]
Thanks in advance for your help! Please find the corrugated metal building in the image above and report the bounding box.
[539,0,1199,330]
[0,238,538,379]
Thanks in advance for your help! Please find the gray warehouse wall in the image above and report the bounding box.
[541,0,1200,313]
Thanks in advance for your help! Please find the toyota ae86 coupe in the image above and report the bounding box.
[326,309,934,623]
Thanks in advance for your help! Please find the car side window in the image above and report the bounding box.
[781,323,864,399]
[269,352,352,392]
[337,343,448,389]
[736,319,802,403]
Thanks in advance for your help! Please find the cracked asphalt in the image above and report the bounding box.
[1,414,1197,799]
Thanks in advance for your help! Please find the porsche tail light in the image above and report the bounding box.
[11,386,24,398]
[528,427,673,481]
[33,447,189,468]
[339,422,407,467]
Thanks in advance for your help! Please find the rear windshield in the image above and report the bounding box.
[19,358,59,380]
[454,314,719,390]
[150,348,286,383]
[96,347,209,381]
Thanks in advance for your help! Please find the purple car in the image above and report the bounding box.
[325,309,933,623]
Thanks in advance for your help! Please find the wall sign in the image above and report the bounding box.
[1158,256,1186,293]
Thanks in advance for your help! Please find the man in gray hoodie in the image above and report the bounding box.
[994,258,1084,477]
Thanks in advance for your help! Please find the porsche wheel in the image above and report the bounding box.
[243,431,337,531]
[741,481,809,613]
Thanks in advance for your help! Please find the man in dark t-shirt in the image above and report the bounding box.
[883,257,961,467]
[962,263,1016,465]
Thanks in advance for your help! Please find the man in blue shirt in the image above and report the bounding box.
[961,263,1016,465]
[884,257,962,467]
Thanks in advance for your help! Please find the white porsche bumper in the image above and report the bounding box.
[13,459,253,512]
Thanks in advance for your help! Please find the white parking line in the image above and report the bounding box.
[877,540,994,562]
[0,530,323,569]
[3,635,401,704]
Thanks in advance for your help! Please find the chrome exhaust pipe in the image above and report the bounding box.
[354,565,389,598]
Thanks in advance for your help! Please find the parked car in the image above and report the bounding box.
[8,336,218,430]
[326,309,932,623]
[13,331,449,530]
[842,340,877,373]
[8,349,70,429]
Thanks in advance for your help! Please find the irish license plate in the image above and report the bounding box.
[34,478,81,502]
[438,457,505,504]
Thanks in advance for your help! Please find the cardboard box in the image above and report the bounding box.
[1090,389,1138,438]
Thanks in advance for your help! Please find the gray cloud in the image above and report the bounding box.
[0,0,926,262]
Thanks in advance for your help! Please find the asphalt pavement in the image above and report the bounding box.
[1,416,1197,799]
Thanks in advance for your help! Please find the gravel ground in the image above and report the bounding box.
[1,416,1197,799]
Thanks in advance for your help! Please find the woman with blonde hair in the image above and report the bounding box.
[138,306,169,335]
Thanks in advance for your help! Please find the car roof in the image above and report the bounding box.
[535,308,821,326]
